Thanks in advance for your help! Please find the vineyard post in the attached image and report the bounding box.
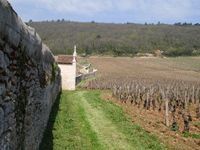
[192,86,195,103]
[197,98,200,118]
[184,90,187,109]
[145,90,149,110]
[165,98,170,127]
[162,88,170,127]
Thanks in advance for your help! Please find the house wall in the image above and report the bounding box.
[59,63,76,90]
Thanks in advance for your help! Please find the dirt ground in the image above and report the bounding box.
[79,56,200,82]
[79,56,200,149]
[102,91,200,150]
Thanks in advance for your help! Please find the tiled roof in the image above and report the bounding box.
[55,55,73,64]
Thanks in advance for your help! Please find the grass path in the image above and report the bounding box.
[40,90,166,150]
[78,92,132,150]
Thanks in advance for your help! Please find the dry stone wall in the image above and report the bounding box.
[0,0,61,149]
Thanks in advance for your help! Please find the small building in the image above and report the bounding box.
[55,46,77,90]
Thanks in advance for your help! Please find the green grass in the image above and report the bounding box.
[76,77,96,88]
[183,122,200,139]
[183,132,200,139]
[82,90,166,150]
[40,91,103,150]
[40,90,166,150]
[193,122,200,128]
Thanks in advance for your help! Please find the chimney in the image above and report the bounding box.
[73,45,77,63]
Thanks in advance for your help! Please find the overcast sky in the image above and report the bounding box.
[9,0,200,24]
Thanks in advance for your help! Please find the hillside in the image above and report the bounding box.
[29,21,200,56]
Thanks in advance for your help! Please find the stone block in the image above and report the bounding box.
[0,107,4,135]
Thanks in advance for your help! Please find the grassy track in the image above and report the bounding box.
[40,90,166,150]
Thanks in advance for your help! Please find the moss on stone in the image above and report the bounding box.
[51,62,58,83]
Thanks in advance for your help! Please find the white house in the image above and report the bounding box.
[55,46,77,90]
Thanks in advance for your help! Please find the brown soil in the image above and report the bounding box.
[101,91,200,150]
[79,56,200,82]
[79,56,200,149]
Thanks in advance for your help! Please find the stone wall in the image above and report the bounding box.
[0,0,61,149]
[76,71,97,85]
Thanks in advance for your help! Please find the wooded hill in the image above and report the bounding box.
[29,21,200,56]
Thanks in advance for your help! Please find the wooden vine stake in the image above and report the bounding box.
[165,98,170,127]
[161,88,169,127]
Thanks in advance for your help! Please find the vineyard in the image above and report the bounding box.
[77,56,200,149]
[83,78,200,133]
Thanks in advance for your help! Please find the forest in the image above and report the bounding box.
[29,21,200,56]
